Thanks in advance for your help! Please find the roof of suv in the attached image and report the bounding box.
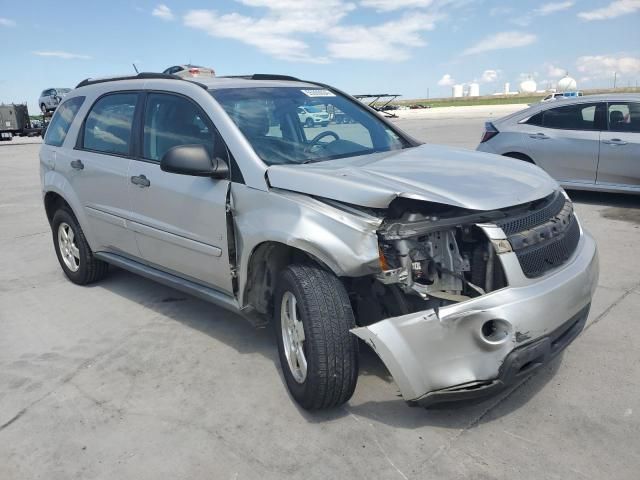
[74,72,321,91]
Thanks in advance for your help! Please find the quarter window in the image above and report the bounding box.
[82,93,138,155]
[143,93,215,161]
[44,96,85,147]
[608,102,640,133]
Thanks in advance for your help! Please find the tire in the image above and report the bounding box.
[51,207,108,285]
[274,264,359,410]
[40,104,47,114]
[305,118,314,128]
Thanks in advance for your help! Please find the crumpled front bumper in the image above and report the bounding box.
[351,230,599,405]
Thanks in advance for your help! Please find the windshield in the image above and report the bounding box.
[211,87,411,165]
[303,105,321,113]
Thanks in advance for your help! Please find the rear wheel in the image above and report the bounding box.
[40,103,47,114]
[51,208,108,285]
[274,264,359,410]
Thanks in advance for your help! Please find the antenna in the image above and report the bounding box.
[132,63,139,74]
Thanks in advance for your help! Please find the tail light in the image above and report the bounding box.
[188,68,201,76]
[481,122,499,143]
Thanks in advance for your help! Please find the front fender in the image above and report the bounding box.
[231,185,382,305]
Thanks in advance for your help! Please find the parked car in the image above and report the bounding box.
[39,88,71,113]
[296,105,330,127]
[541,91,583,102]
[162,64,215,78]
[40,73,598,410]
[477,94,639,194]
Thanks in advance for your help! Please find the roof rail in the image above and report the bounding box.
[75,72,207,89]
[219,74,301,81]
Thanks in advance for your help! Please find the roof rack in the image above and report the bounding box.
[75,72,207,89]
[219,74,301,81]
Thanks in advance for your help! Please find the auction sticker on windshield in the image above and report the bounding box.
[301,89,336,97]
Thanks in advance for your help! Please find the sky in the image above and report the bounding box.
[1,0,639,113]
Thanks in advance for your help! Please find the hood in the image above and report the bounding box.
[266,144,558,211]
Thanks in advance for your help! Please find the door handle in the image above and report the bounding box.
[529,133,549,140]
[603,138,628,146]
[70,159,84,170]
[131,174,151,187]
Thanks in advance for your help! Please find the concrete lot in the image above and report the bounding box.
[1,114,639,479]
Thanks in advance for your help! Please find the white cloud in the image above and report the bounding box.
[576,55,640,77]
[480,69,500,83]
[578,0,640,20]
[326,13,439,61]
[360,0,434,10]
[32,51,92,60]
[152,4,175,21]
[534,1,574,15]
[184,1,443,62]
[546,64,567,78]
[0,17,16,27]
[184,2,354,62]
[463,31,537,56]
[437,74,455,86]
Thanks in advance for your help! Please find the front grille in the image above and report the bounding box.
[514,214,581,278]
[497,192,566,235]
[498,192,581,278]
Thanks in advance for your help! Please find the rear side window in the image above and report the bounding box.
[530,103,603,131]
[143,93,216,161]
[608,102,640,133]
[82,93,138,155]
[44,96,85,147]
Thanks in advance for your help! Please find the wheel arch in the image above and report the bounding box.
[503,151,535,164]
[42,185,98,250]
[240,241,338,318]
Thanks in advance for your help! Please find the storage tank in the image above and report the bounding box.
[519,79,537,93]
[452,84,464,98]
[468,83,480,97]
[557,75,577,91]
[504,82,510,94]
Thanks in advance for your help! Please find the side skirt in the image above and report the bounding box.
[95,252,241,314]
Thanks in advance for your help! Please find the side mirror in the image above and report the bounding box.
[160,144,229,178]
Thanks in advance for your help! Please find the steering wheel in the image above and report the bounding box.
[306,131,340,151]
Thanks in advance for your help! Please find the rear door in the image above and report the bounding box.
[66,92,140,257]
[525,102,605,184]
[127,92,234,293]
[597,101,640,188]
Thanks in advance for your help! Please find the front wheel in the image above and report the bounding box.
[275,264,359,410]
[40,104,47,114]
[305,118,314,128]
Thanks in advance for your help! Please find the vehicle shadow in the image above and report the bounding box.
[567,189,640,208]
[93,266,564,430]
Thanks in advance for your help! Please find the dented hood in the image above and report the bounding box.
[266,144,558,211]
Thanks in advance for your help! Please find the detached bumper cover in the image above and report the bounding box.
[351,232,598,404]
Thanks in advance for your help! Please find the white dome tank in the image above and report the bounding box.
[468,83,480,97]
[452,84,464,97]
[557,75,577,91]
[519,79,537,93]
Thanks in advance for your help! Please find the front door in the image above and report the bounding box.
[597,101,640,188]
[525,102,605,184]
[127,92,234,293]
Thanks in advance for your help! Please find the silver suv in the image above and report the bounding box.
[38,88,71,113]
[40,73,598,410]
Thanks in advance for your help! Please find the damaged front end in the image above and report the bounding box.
[349,191,598,406]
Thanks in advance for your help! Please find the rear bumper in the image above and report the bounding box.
[351,231,598,405]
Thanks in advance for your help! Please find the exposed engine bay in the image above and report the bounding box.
[351,198,509,325]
